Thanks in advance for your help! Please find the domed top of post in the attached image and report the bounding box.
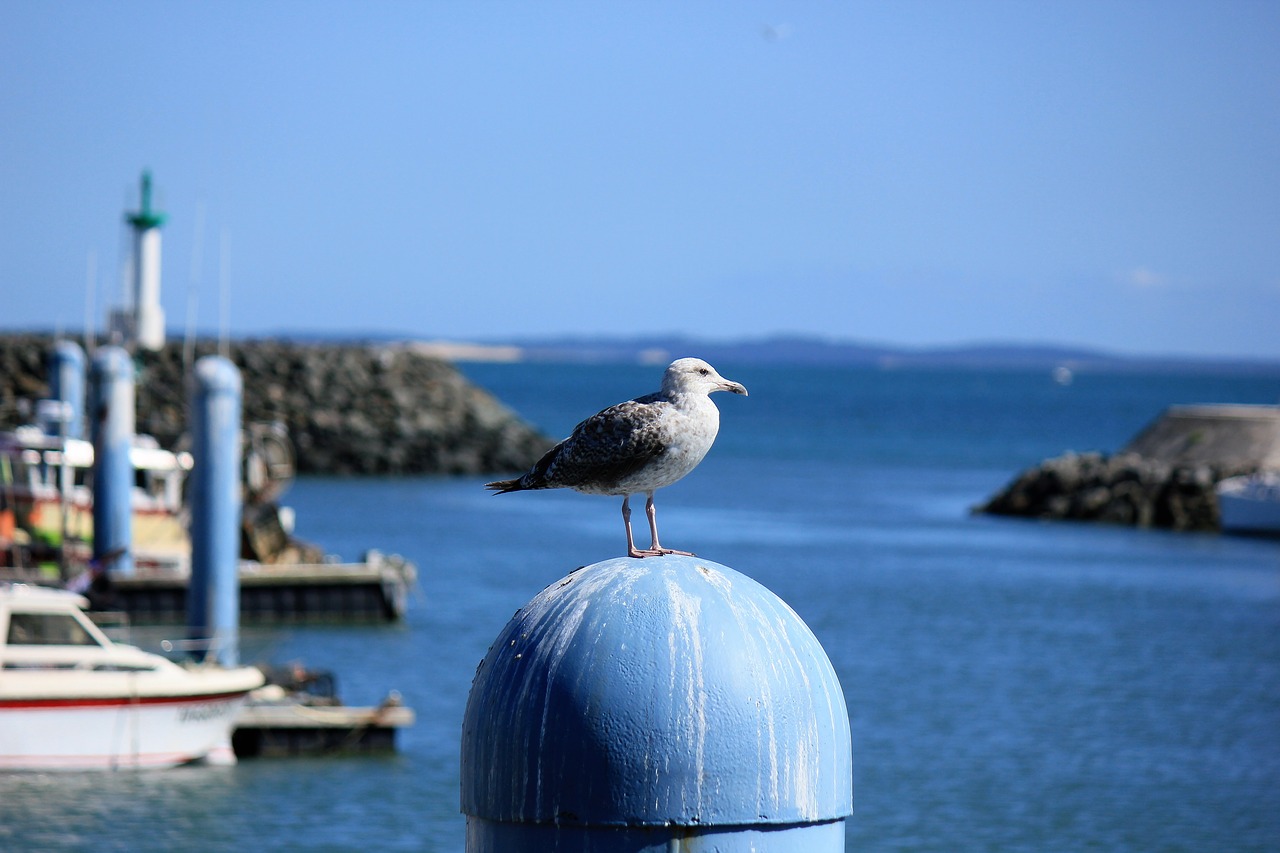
[461,554,853,829]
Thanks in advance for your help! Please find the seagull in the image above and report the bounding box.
[486,358,748,558]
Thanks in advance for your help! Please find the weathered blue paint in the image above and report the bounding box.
[47,341,86,439]
[461,555,853,851]
[187,356,243,667]
[89,346,134,577]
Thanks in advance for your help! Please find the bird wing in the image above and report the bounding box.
[541,398,670,489]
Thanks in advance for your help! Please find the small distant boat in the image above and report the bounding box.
[0,583,263,769]
[1216,472,1280,537]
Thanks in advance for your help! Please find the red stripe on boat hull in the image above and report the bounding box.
[0,690,250,710]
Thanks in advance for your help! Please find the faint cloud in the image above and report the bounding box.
[761,23,793,42]
[1118,266,1167,288]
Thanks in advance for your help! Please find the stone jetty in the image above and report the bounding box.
[0,334,551,476]
[980,405,1280,531]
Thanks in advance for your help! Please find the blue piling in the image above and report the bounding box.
[461,555,853,852]
[89,346,135,578]
[187,356,243,667]
[47,341,86,440]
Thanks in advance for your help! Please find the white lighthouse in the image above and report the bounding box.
[112,170,168,351]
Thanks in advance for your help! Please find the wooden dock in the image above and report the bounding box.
[233,695,415,758]
[101,552,417,625]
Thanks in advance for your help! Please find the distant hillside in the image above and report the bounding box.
[495,335,1280,375]
[17,326,1276,375]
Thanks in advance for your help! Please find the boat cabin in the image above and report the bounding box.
[0,584,160,672]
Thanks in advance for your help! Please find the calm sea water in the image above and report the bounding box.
[1,362,1277,852]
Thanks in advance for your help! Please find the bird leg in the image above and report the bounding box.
[621,496,650,558]
[621,494,684,558]
[642,493,694,557]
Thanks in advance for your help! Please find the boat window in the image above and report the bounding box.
[5,612,103,646]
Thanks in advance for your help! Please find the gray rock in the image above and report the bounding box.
[978,450,1257,531]
[0,334,552,477]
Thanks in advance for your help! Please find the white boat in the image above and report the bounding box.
[0,583,263,769]
[1217,472,1280,537]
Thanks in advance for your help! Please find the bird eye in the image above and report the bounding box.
[698,368,709,376]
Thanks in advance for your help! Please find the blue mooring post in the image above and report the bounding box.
[187,356,243,667]
[461,555,853,852]
[48,341,86,440]
[90,346,135,578]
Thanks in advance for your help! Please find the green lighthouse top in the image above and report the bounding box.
[125,170,167,230]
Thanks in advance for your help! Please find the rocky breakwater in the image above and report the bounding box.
[1,334,551,476]
[979,404,1280,531]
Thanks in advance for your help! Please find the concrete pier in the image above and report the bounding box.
[980,404,1280,530]
[1122,404,1280,468]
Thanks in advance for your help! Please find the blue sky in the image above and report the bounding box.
[2,1,1278,358]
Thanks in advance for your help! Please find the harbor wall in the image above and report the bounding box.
[979,405,1280,531]
[0,334,550,476]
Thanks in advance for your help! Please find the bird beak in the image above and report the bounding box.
[720,379,748,396]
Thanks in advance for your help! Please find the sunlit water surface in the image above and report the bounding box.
[1,364,1276,852]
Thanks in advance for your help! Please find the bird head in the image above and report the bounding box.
[663,358,749,397]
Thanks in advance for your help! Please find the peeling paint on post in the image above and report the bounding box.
[461,555,853,851]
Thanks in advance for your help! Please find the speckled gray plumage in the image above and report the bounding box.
[487,358,748,557]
